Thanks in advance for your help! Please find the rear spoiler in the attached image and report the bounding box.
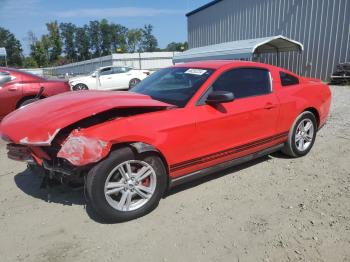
[301,77,322,83]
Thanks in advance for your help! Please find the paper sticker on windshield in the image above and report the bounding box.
[184,69,207,75]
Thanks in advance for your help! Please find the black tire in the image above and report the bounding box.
[19,98,40,108]
[73,83,88,91]
[128,78,141,89]
[281,111,317,157]
[86,147,167,222]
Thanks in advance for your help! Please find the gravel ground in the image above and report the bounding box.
[0,86,349,262]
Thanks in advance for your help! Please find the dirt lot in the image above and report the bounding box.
[0,86,349,262]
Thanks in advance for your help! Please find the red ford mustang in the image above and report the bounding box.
[0,61,331,222]
[0,67,70,120]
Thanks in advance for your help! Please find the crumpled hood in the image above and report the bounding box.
[0,91,172,145]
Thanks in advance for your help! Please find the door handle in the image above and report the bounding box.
[264,103,276,110]
[8,86,18,91]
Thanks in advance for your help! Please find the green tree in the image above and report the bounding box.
[30,39,49,67]
[140,24,158,52]
[100,19,112,56]
[60,22,76,61]
[89,20,101,57]
[110,24,128,53]
[0,27,23,66]
[23,56,38,68]
[46,21,62,62]
[127,29,142,53]
[166,41,188,52]
[75,25,90,61]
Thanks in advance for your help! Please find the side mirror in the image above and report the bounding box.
[206,90,234,104]
[91,72,97,78]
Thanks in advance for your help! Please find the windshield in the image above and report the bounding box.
[130,67,214,107]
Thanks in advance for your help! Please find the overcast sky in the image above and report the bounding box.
[0,0,211,55]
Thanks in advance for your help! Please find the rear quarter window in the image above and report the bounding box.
[280,72,299,86]
[0,71,15,86]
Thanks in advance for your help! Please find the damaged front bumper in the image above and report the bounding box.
[7,143,35,163]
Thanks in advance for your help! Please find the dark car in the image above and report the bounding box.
[330,63,350,85]
[0,67,70,120]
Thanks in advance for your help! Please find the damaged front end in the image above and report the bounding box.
[2,119,114,188]
[57,130,111,166]
[1,91,173,193]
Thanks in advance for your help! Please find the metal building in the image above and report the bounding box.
[184,0,350,80]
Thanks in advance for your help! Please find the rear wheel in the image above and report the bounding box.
[19,98,40,108]
[86,147,167,222]
[282,111,317,157]
[73,83,88,91]
[129,78,141,89]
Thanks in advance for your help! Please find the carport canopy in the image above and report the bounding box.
[173,35,303,63]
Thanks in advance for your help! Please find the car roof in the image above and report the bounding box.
[0,67,23,73]
[173,60,279,70]
[99,66,133,70]
[0,67,43,79]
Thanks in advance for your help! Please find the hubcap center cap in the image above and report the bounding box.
[127,181,135,189]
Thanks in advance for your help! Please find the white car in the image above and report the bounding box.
[69,66,151,91]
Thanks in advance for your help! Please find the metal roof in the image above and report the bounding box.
[186,0,223,17]
[173,35,303,63]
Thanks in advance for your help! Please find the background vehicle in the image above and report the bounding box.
[69,66,151,91]
[1,61,331,222]
[330,63,350,85]
[0,67,70,121]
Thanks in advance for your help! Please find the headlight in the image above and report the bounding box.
[57,132,111,166]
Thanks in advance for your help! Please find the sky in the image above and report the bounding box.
[0,0,211,55]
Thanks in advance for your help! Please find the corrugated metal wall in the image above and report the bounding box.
[187,0,350,80]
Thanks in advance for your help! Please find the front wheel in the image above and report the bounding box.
[282,111,317,157]
[86,147,167,222]
[72,83,88,91]
[129,78,141,89]
[19,98,40,108]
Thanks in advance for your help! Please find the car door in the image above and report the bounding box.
[0,71,22,119]
[98,67,115,90]
[109,67,133,90]
[192,67,280,170]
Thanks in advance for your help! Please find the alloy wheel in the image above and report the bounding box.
[295,119,314,151]
[73,84,88,90]
[104,160,157,211]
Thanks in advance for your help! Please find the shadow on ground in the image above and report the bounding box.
[13,168,108,222]
[14,153,281,223]
[14,168,85,205]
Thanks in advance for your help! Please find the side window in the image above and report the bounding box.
[111,67,130,74]
[280,72,299,86]
[99,67,113,76]
[0,71,15,86]
[112,67,123,74]
[212,68,271,99]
